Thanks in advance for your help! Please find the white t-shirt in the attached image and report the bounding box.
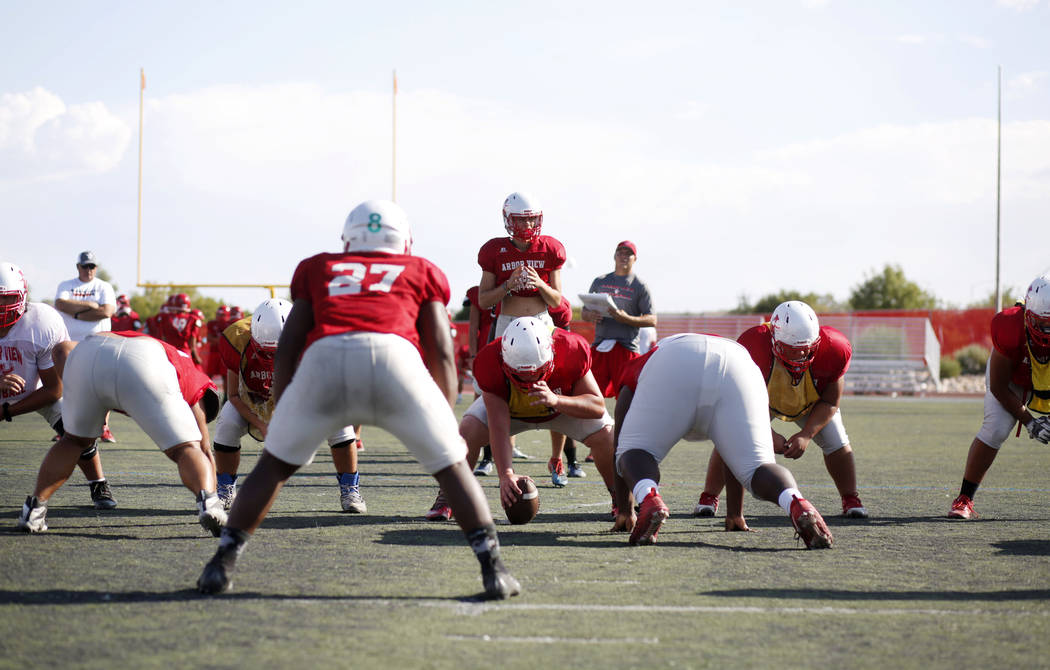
[638,326,658,354]
[0,303,69,405]
[55,276,115,341]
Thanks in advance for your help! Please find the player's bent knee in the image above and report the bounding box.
[213,442,241,453]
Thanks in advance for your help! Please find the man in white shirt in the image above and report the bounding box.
[54,251,118,442]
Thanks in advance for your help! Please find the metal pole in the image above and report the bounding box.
[137,68,145,286]
[994,66,1002,312]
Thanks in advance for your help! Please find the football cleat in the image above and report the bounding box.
[481,564,522,600]
[197,544,238,595]
[948,494,977,520]
[424,491,453,521]
[693,492,719,518]
[548,458,567,487]
[789,496,833,549]
[473,458,495,476]
[197,491,228,537]
[216,481,236,511]
[100,425,116,443]
[339,483,367,513]
[566,462,586,478]
[842,493,869,518]
[629,491,669,546]
[512,446,532,460]
[90,480,118,510]
[17,496,48,533]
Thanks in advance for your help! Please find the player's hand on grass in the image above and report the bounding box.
[611,510,636,533]
[0,373,26,396]
[499,471,522,508]
[527,381,558,408]
[725,516,752,532]
[1027,415,1050,444]
[782,432,810,459]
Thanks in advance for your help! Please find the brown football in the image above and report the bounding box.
[503,476,540,525]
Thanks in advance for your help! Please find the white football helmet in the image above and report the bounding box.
[0,261,28,329]
[500,317,555,390]
[342,200,412,254]
[502,192,543,242]
[250,298,293,351]
[1025,272,1050,348]
[770,301,821,377]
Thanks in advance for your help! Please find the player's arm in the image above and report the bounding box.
[988,348,1036,429]
[529,369,605,419]
[226,370,270,437]
[610,385,635,529]
[418,301,457,406]
[468,306,480,358]
[478,270,509,310]
[722,459,751,532]
[272,299,313,405]
[783,377,843,459]
[609,309,656,328]
[3,364,62,418]
[524,266,562,309]
[483,390,522,507]
[188,333,202,364]
[189,399,217,468]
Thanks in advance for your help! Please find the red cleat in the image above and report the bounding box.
[693,492,719,518]
[789,496,833,549]
[424,490,453,521]
[841,493,868,518]
[629,491,669,546]
[948,494,977,520]
[100,425,116,443]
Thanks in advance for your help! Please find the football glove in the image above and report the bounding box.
[1026,415,1050,444]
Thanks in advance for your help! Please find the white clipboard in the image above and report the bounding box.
[578,292,617,315]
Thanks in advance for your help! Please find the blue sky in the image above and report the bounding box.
[3,0,1048,313]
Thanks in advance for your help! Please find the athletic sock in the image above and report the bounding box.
[778,488,803,514]
[466,524,504,568]
[338,471,360,487]
[564,440,577,466]
[217,472,237,487]
[482,444,493,460]
[633,479,658,504]
[217,527,250,565]
[960,479,979,499]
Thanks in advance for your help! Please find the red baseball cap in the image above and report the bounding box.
[616,240,637,256]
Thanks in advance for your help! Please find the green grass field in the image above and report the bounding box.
[2,396,1048,669]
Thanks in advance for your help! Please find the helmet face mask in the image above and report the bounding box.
[342,200,412,255]
[1025,273,1050,349]
[502,192,543,243]
[500,317,555,391]
[0,262,29,329]
[770,301,821,378]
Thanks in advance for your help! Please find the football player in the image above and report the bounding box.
[204,305,231,383]
[197,200,519,600]
[111,294,143,332]
[17,330,223,535]
[613,333,834,549]
[211,298,364,513]
[425,317,619,522]
[691,301,868,520]
[152,293,203,366]
[948,272,1050,519]
[1,261,117,510]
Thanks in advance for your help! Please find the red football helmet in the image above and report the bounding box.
[1025,273,1050,349]
[0,262,29,328]
[502,192,543,243]
[169,293,191,312]
[116,294,130,309]
[215,305,230,320]
[229,306,244,320]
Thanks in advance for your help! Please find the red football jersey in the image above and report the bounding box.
[152,310,201,354]
[477,235,566,299]
[990,306,1038,390]
[616,346,659,395]
[111,310,142,332]
[548,296,572,330]
[738,324,851,393]
[290,251,451,354]
[473,328,592,423]
[466,285,498,349]
[114,331,215,405]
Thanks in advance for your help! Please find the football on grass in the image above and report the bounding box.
[503,476,540,525]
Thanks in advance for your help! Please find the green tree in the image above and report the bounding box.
[848,264,938,310]
[732,290,846,315]
[967,286,1020,309]
[129,284,238,321]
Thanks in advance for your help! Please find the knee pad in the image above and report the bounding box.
[79,444,98,460]
[213,442,241,453]
[329,440,354,450]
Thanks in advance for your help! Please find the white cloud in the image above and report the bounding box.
[1006,70,1048,97]
[0,87,131,184]
[895,34,934,45]
[673,101,710,121]
[957,34,991,49]
[996,0,1040,9]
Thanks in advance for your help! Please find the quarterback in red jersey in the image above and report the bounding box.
[153,293,203,366]
[425,316,618,520]
[612,333,833,548]
[475,192,565,338]
[197,200,519,600]
[17,331,224,535]
[691,301,868,521]
[948,273,1050,520]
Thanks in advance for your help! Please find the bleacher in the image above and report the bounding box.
[654,313,941,395]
